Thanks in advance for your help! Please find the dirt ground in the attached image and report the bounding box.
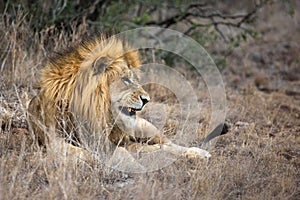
[0,2,299,200]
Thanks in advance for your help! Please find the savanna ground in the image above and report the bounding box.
[0,1,299,199]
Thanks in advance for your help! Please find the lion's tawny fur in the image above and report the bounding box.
[28,35,212,160]
[28,36,141,145]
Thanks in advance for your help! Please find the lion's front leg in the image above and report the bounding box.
[160,143,211,159]
[129,117,211,159]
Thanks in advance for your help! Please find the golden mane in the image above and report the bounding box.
[39,36,141,129]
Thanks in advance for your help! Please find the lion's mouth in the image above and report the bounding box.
[119,106,142,117]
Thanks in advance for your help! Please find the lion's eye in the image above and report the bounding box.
[122,77,132,86]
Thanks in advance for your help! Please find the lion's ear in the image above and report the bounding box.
[92,57,110,76]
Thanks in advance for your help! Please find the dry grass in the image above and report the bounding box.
[1,3,299,200]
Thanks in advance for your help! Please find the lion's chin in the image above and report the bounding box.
[118,106,142,117]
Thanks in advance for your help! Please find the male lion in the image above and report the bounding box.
[28,36,211,165]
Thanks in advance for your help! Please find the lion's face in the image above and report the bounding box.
[109,67,150,130]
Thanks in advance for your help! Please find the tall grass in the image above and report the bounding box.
[0,4,299,200]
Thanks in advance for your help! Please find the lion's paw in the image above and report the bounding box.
[185,147,211,159]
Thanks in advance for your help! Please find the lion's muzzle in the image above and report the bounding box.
[140,94,150,107]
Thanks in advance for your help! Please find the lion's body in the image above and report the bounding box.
[28,35,211,162]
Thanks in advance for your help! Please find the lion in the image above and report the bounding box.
[27,35,211,166]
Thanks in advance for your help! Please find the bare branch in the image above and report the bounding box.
[141,0,270,41]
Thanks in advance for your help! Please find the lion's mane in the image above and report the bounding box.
[29,36,141,144]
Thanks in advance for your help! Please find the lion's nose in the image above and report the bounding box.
[140,95,150,106]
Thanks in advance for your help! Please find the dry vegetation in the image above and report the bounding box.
[0,1,299,200]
